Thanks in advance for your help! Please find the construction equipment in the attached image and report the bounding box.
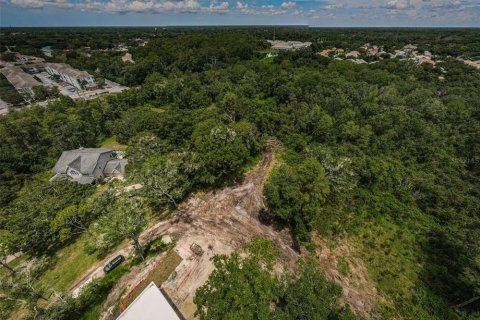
[190,243,204,256]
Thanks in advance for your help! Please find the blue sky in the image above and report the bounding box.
[1,0,479,27]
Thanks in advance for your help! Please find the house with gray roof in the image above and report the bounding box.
[51,148,128,184]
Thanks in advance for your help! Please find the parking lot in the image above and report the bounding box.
[35,72,79,98]
[35,72,128,101]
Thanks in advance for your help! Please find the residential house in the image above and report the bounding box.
[346,51,360,58]
[403,44,418,52]
[51,148,128,184]
[319,49,332,57]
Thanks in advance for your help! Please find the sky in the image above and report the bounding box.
[1,0,479,27]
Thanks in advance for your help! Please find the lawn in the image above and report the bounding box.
[100,135,128,151]
[119,249,182,309]
[36,235,99,293]
[261,56,275,63]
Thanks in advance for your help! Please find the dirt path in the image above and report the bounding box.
[71,140,379,319]
[70,140,295,296]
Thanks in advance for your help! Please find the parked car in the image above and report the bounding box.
[103,255,125,273]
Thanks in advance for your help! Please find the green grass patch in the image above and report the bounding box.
[36,235,99,293]
[242,154,262,174]
[119,249,182,309]
[75,264,129,320]
[79,302,103,320]
[337,256,350,277]
[256,49,277,54]
[151,107,166,113]
[261,57,275,63]
[100,136,128,151]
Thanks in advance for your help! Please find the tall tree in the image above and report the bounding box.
[264,157,330,241]
[90,196,148,259]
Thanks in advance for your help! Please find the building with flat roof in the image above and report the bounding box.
[117,282,181,320]
[45,63,95,90]
[267,40,312,50]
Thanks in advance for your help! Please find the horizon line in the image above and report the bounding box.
[2,25,479,29]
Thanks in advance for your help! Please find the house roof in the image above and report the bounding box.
[117,282,181,320]
[0,67,41,89]
[45,63,92,78]
[53,148,113,176]
[103,159,128,175]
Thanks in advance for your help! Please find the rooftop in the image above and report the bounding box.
[0,66,41,89]
[267,40,312,50]
[53,148,113,176]
[117,282,181,320]
[46,63,91,78]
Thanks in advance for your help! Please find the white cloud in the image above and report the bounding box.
[322,3,345,10]
[203,0,229,13]
[236,1,247,9]
[11,0,72,9]
[280,1,296,9]
[386,0,412,9]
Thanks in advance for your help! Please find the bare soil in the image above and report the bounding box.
[72,140,381,319]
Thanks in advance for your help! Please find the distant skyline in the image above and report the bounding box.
[1,0,479,27]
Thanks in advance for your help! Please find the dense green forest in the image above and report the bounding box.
[0,28,479,319]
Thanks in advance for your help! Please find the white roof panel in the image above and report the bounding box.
[117,282,181,320]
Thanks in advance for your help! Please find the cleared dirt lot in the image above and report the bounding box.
[88,141,299,319]
[75,140,379,319]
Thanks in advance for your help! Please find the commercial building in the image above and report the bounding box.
[45,63,95,90]
[267,40,312,50]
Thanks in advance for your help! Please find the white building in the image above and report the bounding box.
[41,46,53,57]
[267,40,312,50]
[117,282,181,320]
[45,63,95,90]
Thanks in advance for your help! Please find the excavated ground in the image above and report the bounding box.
[72,141,380,319]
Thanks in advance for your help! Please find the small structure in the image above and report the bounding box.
[319,49,332,57]
[16,55,32,63]
[121,52,135,63]
[85,82,101,90]
[45,63,95,90]
[190,243,204,256]
[463,59,480,69]
[117,282,181,320]
[51,148,127,184]
[346,51,360,58]
[395,50,407,58]
[403,44,418,52]
[41,46,53,57]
